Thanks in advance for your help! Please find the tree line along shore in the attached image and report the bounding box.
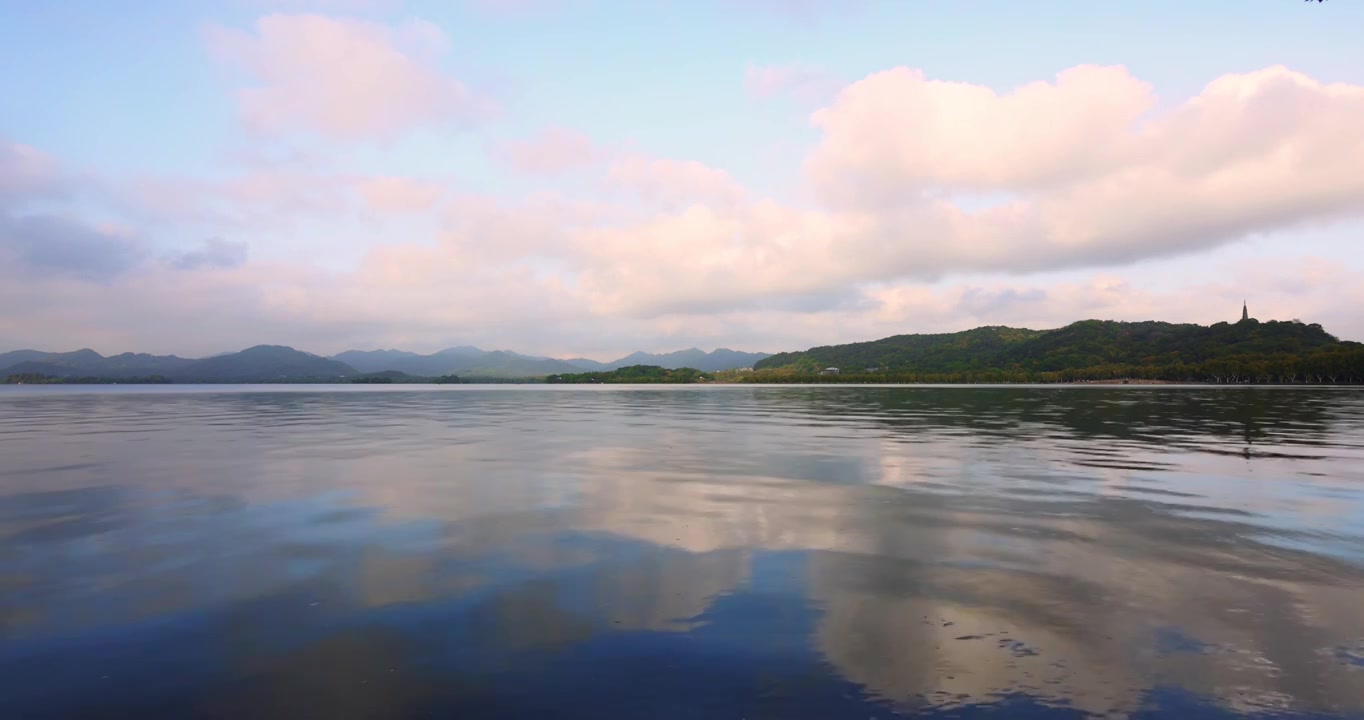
[5,318,1363,386]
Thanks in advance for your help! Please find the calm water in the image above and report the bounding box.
[1,385,1362,719]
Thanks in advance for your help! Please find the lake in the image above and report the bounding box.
[1,385,1362,719]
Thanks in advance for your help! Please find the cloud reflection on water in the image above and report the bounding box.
[1,386,1362,718]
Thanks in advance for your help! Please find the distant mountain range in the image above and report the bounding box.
[1,345,771,381]
[579,347,770,373]
[6,320,1363,385]
[333,346,770,377]
[0,346,353,382]
[332,347,569,378]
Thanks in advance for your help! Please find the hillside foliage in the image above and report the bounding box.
[544,365,712,384]
[750,320,1364,384]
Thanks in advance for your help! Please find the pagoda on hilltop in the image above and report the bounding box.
[1241,300,1250,322]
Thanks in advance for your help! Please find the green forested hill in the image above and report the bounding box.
[544,365,711,384]
[752,319,1364,384]
[757,325,1045,374]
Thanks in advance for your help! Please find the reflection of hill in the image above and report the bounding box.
[758,386,1339,451]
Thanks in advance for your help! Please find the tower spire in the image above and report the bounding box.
[1242,300,1248,322]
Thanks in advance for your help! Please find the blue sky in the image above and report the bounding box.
[1,0,1362,358]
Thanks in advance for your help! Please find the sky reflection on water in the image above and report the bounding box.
[1,385,1362,719]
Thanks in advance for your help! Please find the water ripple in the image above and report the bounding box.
[1,384,1362,718]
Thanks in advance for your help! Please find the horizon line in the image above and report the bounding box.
[2,315,1329,362]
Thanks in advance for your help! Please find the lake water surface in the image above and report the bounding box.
[1,385,1362,719]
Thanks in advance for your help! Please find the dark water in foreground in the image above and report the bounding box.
[1,386,1362,719]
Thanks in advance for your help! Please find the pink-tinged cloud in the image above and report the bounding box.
[221,167,352,217]
[437,192,609,264]
[129,154,433,230]
[829,66,1364,278]
[126,170,347,230]
[808,65,1157,194]
[0,140,70,203]
[571,199,877,317]
[728,0,870,22]
[8,64,1364,357]
[744,62,838,102]
[463,0,576,13]
[206,14,488,141]
[498,127,599,175]
[356,176,445,213]
[561,66,1364,319]
[608,155,747,210]
[859,261,1361,341]
[237,0,402,12]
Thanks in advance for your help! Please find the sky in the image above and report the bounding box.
[2,0,1362,360]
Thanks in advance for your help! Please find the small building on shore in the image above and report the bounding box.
[820,367,840,376]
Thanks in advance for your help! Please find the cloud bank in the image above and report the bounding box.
[4,10,1364,358]
[206,14,489,140]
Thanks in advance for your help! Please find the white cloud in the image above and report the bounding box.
[206,14,489,141]
[744,62,839,102]
[498,127,600,175]
[356,176,445,213]
[172,237,250,270]
[567,65,1364,317]
[7,63,1364,356]
[807,65,1364,266]
[0,141,69,204]
[607,155,747,211]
